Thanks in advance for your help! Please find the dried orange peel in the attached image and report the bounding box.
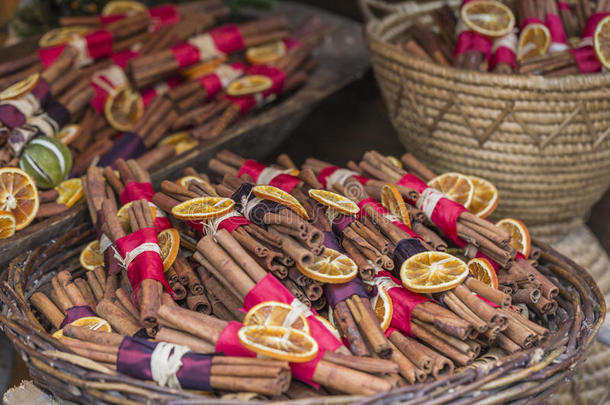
[308,189,359,217]
[157,228,180,271]
[238,325,318,362]
[466,176,498,218]
[246,41,287,65]
[253,185,309,220]
[518,23,551,61]
[400,251,469,293]
[53,316,112,339]
[371,286,393,331]
[0,211,16,240]
[55,178,84,208]
[104,84,144,132]
[381,183,411,228]
[296,248,358,284]
[244,301,310,334]
[467,258,498,289]
[227,75,273,96]
[80,240,104,271]
[171,197,234,221]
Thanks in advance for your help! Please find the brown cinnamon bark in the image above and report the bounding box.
[31,292,64,329]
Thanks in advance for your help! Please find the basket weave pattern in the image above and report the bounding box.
[365,6,610,236]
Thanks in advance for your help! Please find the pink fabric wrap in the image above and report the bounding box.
[120,182,155,205]
[353,175,370,185]
[357,197,422,240]
[491,46,516,69]
[317,165,339,188]
[454,31,492,60]
[558,2,571,10]
[89,52,140,113]
[140,76,182,107]
[243,273,343,386]
[38,29,113,68]
[570,46,601,73]
[475,251,500,271]
[170,43,201,68]
[209,25,245,54]
[397,174,467,246]
[111,50,139,68]
[215,321,256,357]
[228,65,286,114]
[218,215,251,233]
[546,14,568,45]
[284,37,302,51]
[237,159,300,192]
[375,271,428,336]
[115,227,173,297]
[198,62,246,97]
[582,12,610,38]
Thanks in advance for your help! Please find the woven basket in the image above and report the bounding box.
[361,0,610,238]
[0,223,605,404]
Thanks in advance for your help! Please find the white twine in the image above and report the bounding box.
[91,66,127,95]
[154,81,170,96]
[416,188,447,222]
[492,30,518,53]
[375,276,400,291]
[114,242,161,269]
[68,35,93,67]
[464,243,478,258]
[216,64,243,88]
[326,169,357,189]
[382,212,402,223]
[150,342,190,390]
[283,299,313,328]
[99,234,112,253]
[188,33,224,61]
[579,37,594,47]
[257,167,283,185]
[1,93,40,117]
[549,42,569,53]
[241,195,263,220]
[28,113,58,137]
[202,210,241,236]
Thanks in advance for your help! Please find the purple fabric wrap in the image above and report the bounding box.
[332,215,355,234]
[231,183,286,226]
[96,132,147,169]
[322,231,342,251]
[393,238,428,269]
[325,278,369,308]
[59,305,97,328]
[117,336,214,391]
[45,99,70,128]
[0,79,51,128]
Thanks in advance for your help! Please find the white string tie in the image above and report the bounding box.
[202,210,241,236]
[382,212,402,223]
[188,33,224,61]
[416,188,447,222]
[326,169,358,189]
[69,35,93,67]
[375,276,400,291]
[241,195,263,220]
[150,342,190,390]
[464,244,478,258]
[1,93,40,117]
[283,299,313,328]
[492,30,518,53]
[114,242,161,269]
[99,234,112,253]
[28,113,59,137]
[91,66,127,95]
[216,64,243,88]
[154,81,170,96]
[257,167,283,185]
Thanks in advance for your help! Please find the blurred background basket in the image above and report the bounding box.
[361,0,610,240]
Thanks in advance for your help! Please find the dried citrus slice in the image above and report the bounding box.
[56,125,81,145]
[238,325,318,362]
[252,185,309,220]
[0,73,40,101]
[102,0,147,15]
[80,240,103,271]
[400,251,469,293]
[314,315,341,340]
[39,26,90,48]
[461,0,515,38]
[594,15,610,70]
[467,258,498,289]
[496,218,531,257]
[0,168,39,230]
[243,301,310,334]
[55,178,84,208]
[518,23,551,61]
[226,75,273,96]
[427,172,474,208]
[466,176,498,219]
[308,189,359,216]
[381,183,411,228]
[387,156,403,169]
[116,201,156,233]
[180,55,228,80]
[0,211,16,240]
[175,139,199,155]
[171,197,234,221]
[296,248,358,284]
[177,175,217,196]
[246,40,287,65]
[104,84,143,132]
[157,228,180,271]
[160,132,190,146]
[53,316,112,339]
[371,286,393,331]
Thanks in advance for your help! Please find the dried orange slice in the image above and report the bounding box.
[171,197,234,221]
[461,0,515,38]
[53,316,112,339]
[80,240,103,271]
[371,286,393,331]
[39,26,90,48]
[0,73,40,101]
[387,156,403,169]
[56,125,82,145]
[160,132,190,146]
[0,211,16,240]
[177,175,217,196]
[381,183,411,228]
[244,301,310,334]
[116,201,156,233]
[226,75,273,96]
[466,176,498,219]
[246,40,287,65]
[427,172,474,208]
[0,168,39,230]
[496,218,531,257]
[400,251,469,293]
[252,185,309,220]
[314,315,341,341]
[157,228,180,271]
[175,139,199,155]
[238,325,318,362]
[308,189,359,216]
[594,15,610,70]
[296,248,358,284]
[467,258,498,289]
[55,178,84,208]
[180,55,228,80]
[104,84,144,132]
[102,0,147,15]
[518,23,551,61]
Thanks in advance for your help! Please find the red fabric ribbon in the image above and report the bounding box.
[215,321,256,357]
[198,62,246,98]
[210,25,246,54]
[120,182,155,205]
[357,197,422,240]
[218,215,251,233]
[569,12,610,73]
[397,174,467,246]
[317,165,339,188]
[227,65,286,114]
[38,30,113,68]
[558,1,571,10]
[115,227,172,297]
[140,76,182,107]
[170,43,201,68]
[284,37,302,51]
[490,45,516,70]
[546,14,569,46]
[236,159,300,192]
[454,31,492,60]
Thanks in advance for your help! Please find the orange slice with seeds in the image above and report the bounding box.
[467,258,498,289]
[381,183,411,228]
[371,286,393,331]
[53,316,112,339]
[238,325,318,362]
[308,189,359,216]
[496,218,531,258]
[226,75,273,96]
[252,185,309,220]
[171,197,234,221]
[246,40,287,65]
[0,73,40,101]
[518,23,551,61]
[55,178,84,208]
[466,176,498,219]
[56,125,81,145]
[105,84,144,132]
[0,211,16,240]
[244,301,310,334]
[116,201,156,233]
[461,0,515,38]
[157,228,180,271]
[80,240,103,271]
[594,15,610,70]
[428,172,474,208]
[400,251,469,293]
[0,168,39,230]
[296,248,358,284]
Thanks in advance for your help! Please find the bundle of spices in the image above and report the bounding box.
[400,0,610,75]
